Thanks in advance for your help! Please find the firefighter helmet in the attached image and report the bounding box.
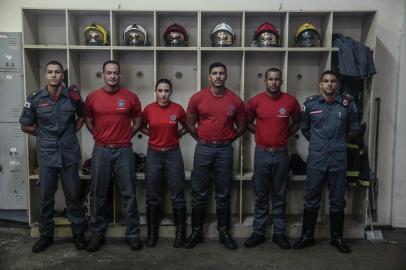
[210,22,236,47]
[83,23,109,46]
[123,24,149,46]
[295,23,321,47]
[252,22,280,47]
[163,23,188,47]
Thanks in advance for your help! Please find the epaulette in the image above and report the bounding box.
[341,93,353,107]
[28,89,40,100]
[304,95,319,103]
[68,85,81,102]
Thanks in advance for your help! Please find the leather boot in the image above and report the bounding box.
[217,208,238,250]
[145,206,160,247]
[32,236,54,253]
[184,207,205,249]
[330,211,351,253]
[173,207,187,248]
[293,208,318,249]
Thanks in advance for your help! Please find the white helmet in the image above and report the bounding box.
[210,22,236,47]
[123,24,149,46]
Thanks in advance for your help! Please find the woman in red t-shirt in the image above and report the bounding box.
[142,79,187,248]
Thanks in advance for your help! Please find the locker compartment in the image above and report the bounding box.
[288,12,331,48]
[23,9,67,46]
[67,10,110,46]
[244,12,287,47]
[0,123,27,209]
[111,11,154,47]
[333,11,376,48]
[201,12,243,47]
[156,11,198,47]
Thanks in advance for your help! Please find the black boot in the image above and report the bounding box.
[217,208,238,250]
[32,236,54,253]
[173,207,187,248]
[330,212,351,253]
[73,234,87,250]
[145,206,160,247]
[184,207,205,249]
[293,208,318,249]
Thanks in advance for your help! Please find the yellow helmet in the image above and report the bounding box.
[83,23,109,46]
[295,23,320,47]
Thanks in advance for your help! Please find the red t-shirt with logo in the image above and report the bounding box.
[246,91,301,148]
[84,87,142,145]
[187,87,245,141]
[143,101,186,148]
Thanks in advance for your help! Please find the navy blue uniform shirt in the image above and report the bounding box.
[300,94,360,172]
[19,86,84,167]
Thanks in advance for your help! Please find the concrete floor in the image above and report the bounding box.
[1,222,405,270]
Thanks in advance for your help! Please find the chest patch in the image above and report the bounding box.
[310,110,323,114]
[227,105,236,116]
[169,114,177,123]
[117,99,126,110]
[277,107,288,118]
[37,102,51,108]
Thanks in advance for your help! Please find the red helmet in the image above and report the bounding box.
[164,23,188,47]
[253,22,280,47]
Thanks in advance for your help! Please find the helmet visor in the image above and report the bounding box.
[125,30,146,46]
[257,31,279,47]
[211,31,234,47]
[296,30,321,47]
[165,31,187,47]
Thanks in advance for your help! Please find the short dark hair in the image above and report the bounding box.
[209,62,227,74]
[103,60,120,72]
[45,60,63,72]
[264,67,282,79]
[320,70,339,81]
[155,78,172,90]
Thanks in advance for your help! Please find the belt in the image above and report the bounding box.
[96,143,131,149]
[149,144,179,152]
[198,138,231,145]
[256,145,287,152]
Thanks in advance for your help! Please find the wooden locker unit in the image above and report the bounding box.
[21,8,376,238]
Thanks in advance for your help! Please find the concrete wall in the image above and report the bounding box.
[0,0,405,227]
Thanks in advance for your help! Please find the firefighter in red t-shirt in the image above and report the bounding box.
[141,79,187,248]
[244,67,301,249]
[84,60,143,252]
[184,62,246,250]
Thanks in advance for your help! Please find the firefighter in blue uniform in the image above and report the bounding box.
[19,60,87,253]
[293,70,360,253]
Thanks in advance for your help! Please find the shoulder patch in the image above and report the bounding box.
[341,94,352,107]
[304,95,318,103]
[68,85,81,102]
[28,90,39,99]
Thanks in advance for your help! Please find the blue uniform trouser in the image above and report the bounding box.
[38,164,86,238]
[304,168,347,213]
[191,141,233,210]
[89,145,140,239]
[252,147,290,235]
[145,146,186,208]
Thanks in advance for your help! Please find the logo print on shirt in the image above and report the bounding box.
[227,105,236,116]
[117,99,126,110]
[277,107,288,118]
[169,114,177,123]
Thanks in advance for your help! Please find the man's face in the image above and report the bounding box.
[155,82,172,104]
[319,74,338,96]
[208,66,227,88]
[103,63,120,88]
[265,71,282,95]
[45,64,64,88]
